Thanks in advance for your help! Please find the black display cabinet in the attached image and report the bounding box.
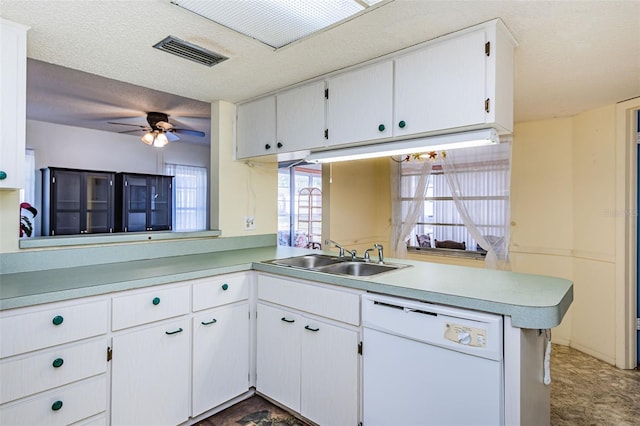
[114,173,173,232]
[41,167,115,236]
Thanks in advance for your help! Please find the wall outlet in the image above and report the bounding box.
[243,216,256,231]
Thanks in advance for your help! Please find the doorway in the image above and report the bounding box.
[277,162,322,249]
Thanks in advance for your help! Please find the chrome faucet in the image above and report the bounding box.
[364,248,375,262]
[325,239,357,260]
[374,243,384,264]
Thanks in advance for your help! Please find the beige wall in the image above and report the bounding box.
[212,101,277,236]
[507,105,618,363]
[324,158,391,255]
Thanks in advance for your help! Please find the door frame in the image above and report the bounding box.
[615,97,639,368]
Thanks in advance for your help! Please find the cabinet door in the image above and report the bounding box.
[236,96,276,158]
[276,81,326,153]
[300,317,359,426]
[84,172,113,234]
[256,303,301,412]
[326,61,393,146]
[51,170,82,235]
[122,175,148,232]
[148,175,172,231]
[192,303,250,416]
[0,20,27,189]
[111,318,190,426]
[394,29,488,137]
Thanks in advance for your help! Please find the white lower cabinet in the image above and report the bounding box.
[111,317,190,426]
[192,303,250,416]
[256,274,362,426]
[256,304,302,411]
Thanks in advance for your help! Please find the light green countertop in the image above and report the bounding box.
[0,246,572,329]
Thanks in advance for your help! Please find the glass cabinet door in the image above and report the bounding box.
[125,175,149,232]
[52,170,82,235]
[149,176,172,231]
[85,172,113,233]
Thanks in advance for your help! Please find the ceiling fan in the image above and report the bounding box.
[108,112,206,147]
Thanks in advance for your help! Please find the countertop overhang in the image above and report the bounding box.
[0,246,572,329]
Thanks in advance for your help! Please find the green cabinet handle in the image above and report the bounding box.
[52,315,64,326]
[51,400,63,411]
[152,297,160,306]
[265,143,271,150]
[281,317,295,323]
[378,124,385,132]
[305,325,320,332]
[398,120,406,128]
[277,142,283,149]
[0,171,6,180]
[201,318,217,326]
[221,283,229,291]
[52,358,64,368]
[165,327,183,335]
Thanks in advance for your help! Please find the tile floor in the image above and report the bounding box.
[198,344,640,426]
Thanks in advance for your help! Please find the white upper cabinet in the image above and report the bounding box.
[276,81,326,153]
[394,21,515,137]
[236,81,326,159]
[236,96,276,159]
[0,19,28,190]
[326,61,393,146]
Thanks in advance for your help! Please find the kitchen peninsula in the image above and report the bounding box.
[0,234,572,426]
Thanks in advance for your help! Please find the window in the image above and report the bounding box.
[20,149,36,205]
[278,162,322,248]
[164,164,208,231]
[394,142,511,266]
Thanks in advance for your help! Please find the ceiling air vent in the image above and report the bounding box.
[153,36,228,67]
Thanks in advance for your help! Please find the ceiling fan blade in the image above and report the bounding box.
[166,132,180,142]
[108,121,148,128]
[118,129,146,134]
[174,128,205,137]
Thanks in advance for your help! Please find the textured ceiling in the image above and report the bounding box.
[1,0,639,141]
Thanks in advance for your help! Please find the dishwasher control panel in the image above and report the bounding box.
[444,323,487,347]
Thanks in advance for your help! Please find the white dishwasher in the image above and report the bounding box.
[362,294,504,426]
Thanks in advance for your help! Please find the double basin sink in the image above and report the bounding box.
[264,254,409,277]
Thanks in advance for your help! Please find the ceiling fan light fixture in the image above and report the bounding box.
[141,131,169,147]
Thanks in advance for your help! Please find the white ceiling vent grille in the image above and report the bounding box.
[153,36,228,67]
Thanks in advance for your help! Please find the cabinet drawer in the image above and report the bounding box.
[112,285,189,331]
[192,273,249,311]
[0,300,108,358]
[0,338,107,404]
[258,274,361,326]
[0,375,107,426]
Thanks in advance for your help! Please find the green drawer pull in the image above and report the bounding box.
[52,358,64,368]
[201,318,217,326]
[221,283,229,291]
[51,400,63,411]
[378,124,385,132]
[52,315,64,326]
[165,327,183,335]
[0,171,6,180]
[305,325,320,332]
[152,297,161,306]
[281,317,295,323]
[398,120,406,128]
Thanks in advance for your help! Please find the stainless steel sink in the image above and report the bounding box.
[269,254,344,269]
[265,254,409,277]
[315,261,400,277]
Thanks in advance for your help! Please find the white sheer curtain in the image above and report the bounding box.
[441,142,512,269]
[164,163,208,231]
[390,158,432,258]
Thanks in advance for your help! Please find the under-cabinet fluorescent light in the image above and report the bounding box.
[305,129,500,163]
